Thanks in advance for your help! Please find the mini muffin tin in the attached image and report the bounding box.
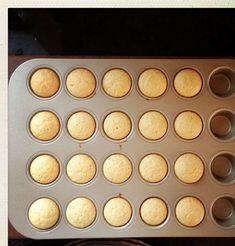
[9,58,235,238]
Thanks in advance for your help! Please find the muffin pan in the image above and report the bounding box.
[9,58,235,238]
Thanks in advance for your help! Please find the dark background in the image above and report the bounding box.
[8,8,235,246]
[8,8,235,56]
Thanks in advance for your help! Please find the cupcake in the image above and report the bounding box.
[138,111,168,140]
[174,111,203,140]
[29,68,60,98]
[66,197,96,228]
[140,197,168,226]
[67,111,96,140]
[66,154,96,184]
[66,68,96,98]
[175,196,205,227]
[103,153,132,184]
[29,111,60,141]
[139,153,168,183]
[138,68,167,98]
[174,68,202,98]
[28,197,60,230]
[103,197,132,227]
[29,154,60,184]
[103,111,132,140]
[102,68,132,98]
[174,153,204,184]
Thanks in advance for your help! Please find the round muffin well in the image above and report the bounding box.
[66,68,96,98]
[103,197,132,227]
[138,68,168,98]
[28,197,60,230]
[29,68,60,98]
[29,110,60,141]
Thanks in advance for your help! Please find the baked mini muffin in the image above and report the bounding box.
[66,197,96,228]
[29,154,60,184]
[138,68,167,98]
[138,111,168,140]
[174,68,202,98]
[174,153,204,184]
[103,111,132,140]
[174,111,203,140]
[103,197,132,227]
[66,68,96,98]
[66,154,96,184]
[175,196,205,227]
[28,197,60,230]
[102,68,132,98]
[103,153,132,184]
[140,197,168,226]
[30,68,60,98]
[67,111,96,140]
[139,153,168,183]
[29,111,60,141]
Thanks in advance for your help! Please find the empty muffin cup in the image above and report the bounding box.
[210,110,235,141]
[212,196,235,228]
[209,67,235,98]
[210,153,235,184]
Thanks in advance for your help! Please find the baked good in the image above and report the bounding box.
[66,197,96,228]
[138,111,168,140]
[139,153,168,183]
[103,197,132,227]
[174,111,203,140]
[28,197,60,230]
[66,68,96,98]
[174,153,204,183]
[175,196,205,227]
[29,154,60,184]
[103,153,132,184]
[67,111,96,140]
[140,197,168,226]
[102,68,132,98]
[174,68,202,98]
[103,111,132,140]
[138,68,167,98]
[30,68,60,98]
[66,154,96,184]
[29,111,60,141]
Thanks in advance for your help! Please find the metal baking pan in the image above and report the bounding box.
[9,58,235,238]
